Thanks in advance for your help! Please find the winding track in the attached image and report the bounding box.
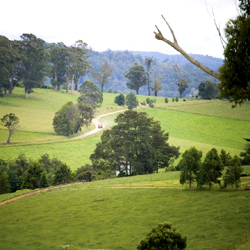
[0,109,128,206]
[70,109,127,139]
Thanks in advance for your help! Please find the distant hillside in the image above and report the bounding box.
[79,50,223,97]
[130,51,223,71]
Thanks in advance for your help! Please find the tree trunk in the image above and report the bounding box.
[147,85,151,96]
[71,76,74,94]
[66,75,69,93]
[9,77,14,94]
[7,134,11,144]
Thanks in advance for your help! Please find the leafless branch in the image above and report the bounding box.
[154,15,220,80]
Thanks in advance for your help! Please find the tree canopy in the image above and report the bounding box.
[0,113,20,143]
[219,3,250,106]
[53,101,93,136]
[15,33,48,98]
[78,80,103,109]
[0,35,19,96]
[124,63,147,95]
[114,93,125,106]
[178,147,202,188]
[93,60,113,92]
[137,222,187,250]
[198,81,219,99]
[126,92,138,109]
[198,148,223,188]
[90,110,179,175]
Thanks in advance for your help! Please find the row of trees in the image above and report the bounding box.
[124,60,189,98]
[0,33,218,100]
[0,153,73,194]
[0,153,108,194]
[178,147,243,188]
[0,34,90,98]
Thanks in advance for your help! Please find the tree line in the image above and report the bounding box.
[0,34,90,98]
[0,33,220,100]
[177,147,244,189]
[0,153,110,195]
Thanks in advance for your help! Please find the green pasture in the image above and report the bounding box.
[0,88,249,170]
[1,172,250,250]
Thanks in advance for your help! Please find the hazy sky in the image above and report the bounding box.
[0,0,238,58]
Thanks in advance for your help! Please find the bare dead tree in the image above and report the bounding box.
[154,15,220,80]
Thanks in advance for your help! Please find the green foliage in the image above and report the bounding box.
[146,97,156,108]
[22,161,44,189]
[175,96,179,102]
[198,81,219,99]
[48,42,69,91]
[126,92,138,109]
[114,93,125,106]
[165,97,169,103]
[240,143,250,165]
[151,77,162,96]
[0,35,18,95]
[137,222,187,250]
[78,80,103,108]
[15,34,48,98]
[0,171,10,194]
[220,149,232,166]
[90,110,179,175]
[124,63,147,94]
[53,102,79,136]
[53,101,93,136]
[68,40,90,92]
[198,148,223,188]
[87,50,221,97]
[53,163,73,185]
[0,113,20,143]
[223,156,243,188]
[76,164,93,182]
[219,13,250,106]
[39,153,57,176]
[39,171,49,188]
[178,147,202,188]
[77,102,94,127]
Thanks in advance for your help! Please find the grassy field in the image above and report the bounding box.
[1,171,250,250]
[1,89,250,249]
[0,89,249,169]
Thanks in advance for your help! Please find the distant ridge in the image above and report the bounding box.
[129,51,223,71]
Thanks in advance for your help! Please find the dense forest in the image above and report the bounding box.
[82,50,223,97]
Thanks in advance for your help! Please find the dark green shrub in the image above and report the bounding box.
[137,222,187,250]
